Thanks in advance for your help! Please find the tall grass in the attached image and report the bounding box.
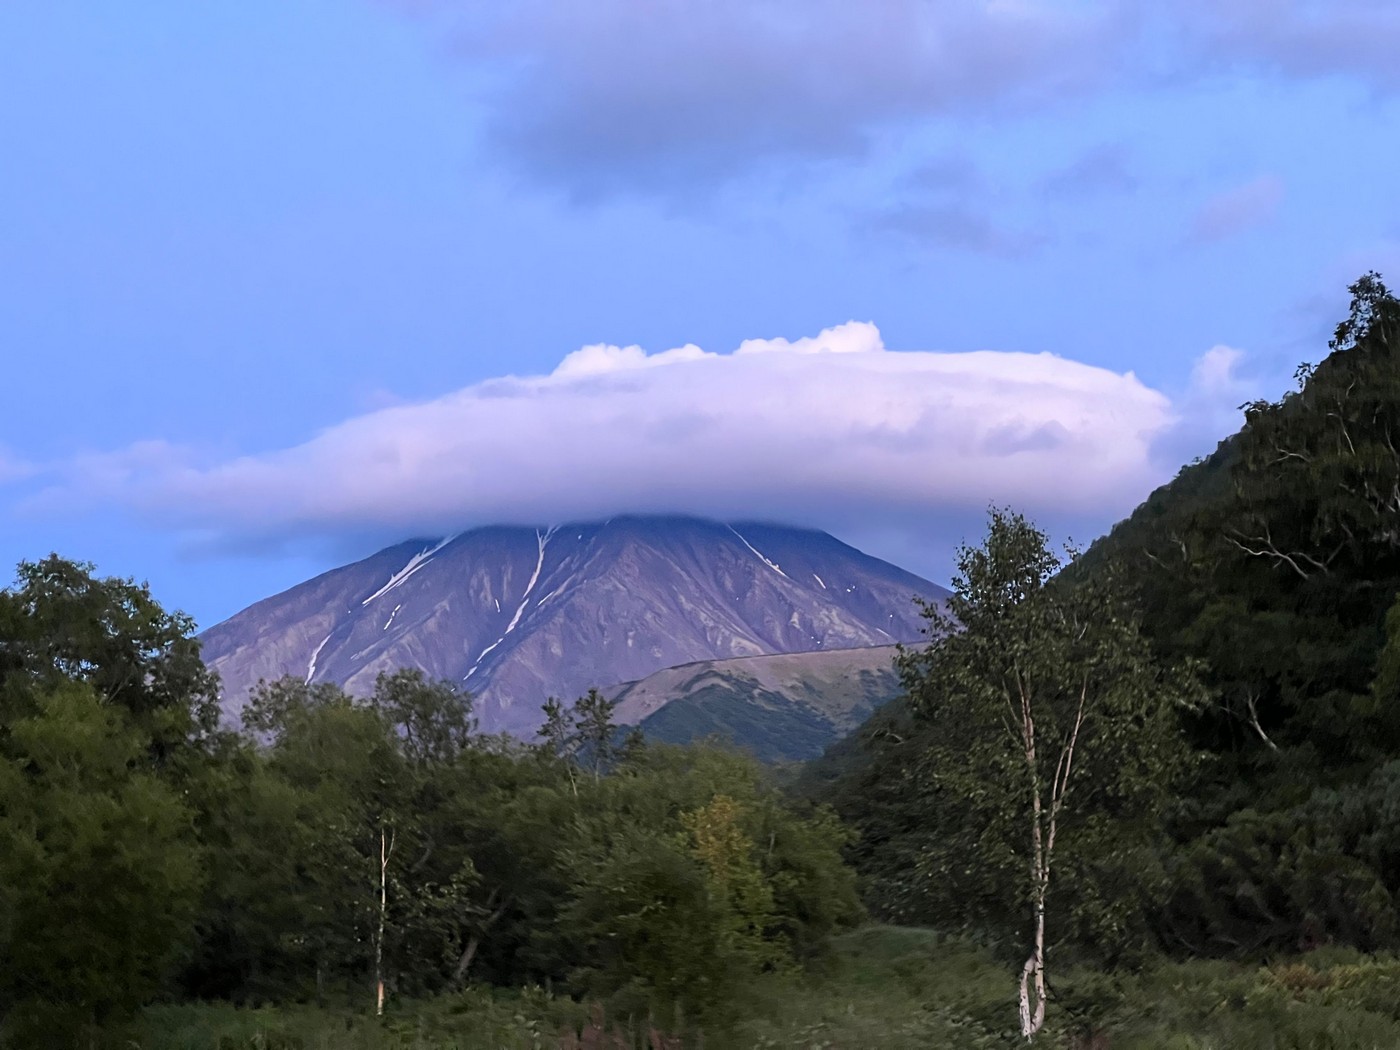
[110,929,1400,1050]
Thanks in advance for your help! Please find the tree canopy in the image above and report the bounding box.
[893,510,1201,1037]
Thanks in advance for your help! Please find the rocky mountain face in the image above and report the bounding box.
[614,645,905,763]
[199,515,945,735]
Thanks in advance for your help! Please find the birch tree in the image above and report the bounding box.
[250,680,413,1008]
[898,509,1198,1040]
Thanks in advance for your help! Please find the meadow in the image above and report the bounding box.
[125,928,1400,1050]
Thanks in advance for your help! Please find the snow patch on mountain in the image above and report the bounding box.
[305,631,332,684]
[361,535,457,606]
[728,525,789,578]
[464,526,555,681]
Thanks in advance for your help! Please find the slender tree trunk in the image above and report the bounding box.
[375,826,394,1017]
[1015,674,1086,1040]
[1244,691,1279,751]
[453,890,510,985]
[1019,877,1048,1040]
[1016,672,1053,1041]
[454,935,483,986]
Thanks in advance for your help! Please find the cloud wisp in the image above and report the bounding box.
[1168,0,1400,89]
[1189,175,1286,243]
[393,1,1400,200]
[1040,144,1140,198]
[434,0,1128,199]
[868,203,1048,257]
[25,323,1207,551]
[0,450,34,486]
[866,152,1047,256]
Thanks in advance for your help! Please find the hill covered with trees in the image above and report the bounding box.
[807,274,1400,1034]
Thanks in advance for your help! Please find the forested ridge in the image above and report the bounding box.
[3,275,1400,1048]
[807,274,1400,1038]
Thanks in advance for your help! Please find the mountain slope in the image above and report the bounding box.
[200,516,945,734]
[613,645,905,762]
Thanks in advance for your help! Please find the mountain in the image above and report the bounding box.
[200,515,946,734]
[613,645,904,763]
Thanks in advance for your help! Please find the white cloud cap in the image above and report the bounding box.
[37,323,1181,547]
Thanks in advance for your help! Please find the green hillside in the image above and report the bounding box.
[611,647,904,762]
[807,274,1400,963]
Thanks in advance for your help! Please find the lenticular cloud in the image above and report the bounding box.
[61,323,1176,541]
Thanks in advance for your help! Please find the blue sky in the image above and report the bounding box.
[2,1,1397,628]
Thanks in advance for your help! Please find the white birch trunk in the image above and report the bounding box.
[1017,674,1049,1041]
[1018,888,1047,1039]
[1015,674,1084,1041]
[375,826,393,1017]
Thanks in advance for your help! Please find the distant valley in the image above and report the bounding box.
[200,515,943,738]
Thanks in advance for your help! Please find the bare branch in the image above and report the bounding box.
[1225,530,1322,581]
[1046,675,1089,865]
[1242,692,1279,752]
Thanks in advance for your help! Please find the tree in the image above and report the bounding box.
[537,696,574,757]
[573,687,621,779]
[246,677,412,1011]
[177,733,337,1002]
[0,682,203,1044]
[536,688,628,782]
[553,745,859,1018]
[898,509,1200,1039]
[681,794,783,974]
[240,673,493,1009]
[363,671,483,1001]
[366,668,476,766]
[0,555,219,766]
[427,748,561,988]
[0,558,213,1043]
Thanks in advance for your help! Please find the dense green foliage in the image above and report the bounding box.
[809,274,1400,1017]
[0,562,859,1049]
[893,510,1203,1035]
[1104,273,1400,766]
[1090,273,1400,958]
[0,557,215,1043]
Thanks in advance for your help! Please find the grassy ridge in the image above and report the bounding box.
[639,684,841,762]
[616,648,904,762]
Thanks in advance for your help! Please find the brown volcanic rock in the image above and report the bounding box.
[200,515,946,735]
